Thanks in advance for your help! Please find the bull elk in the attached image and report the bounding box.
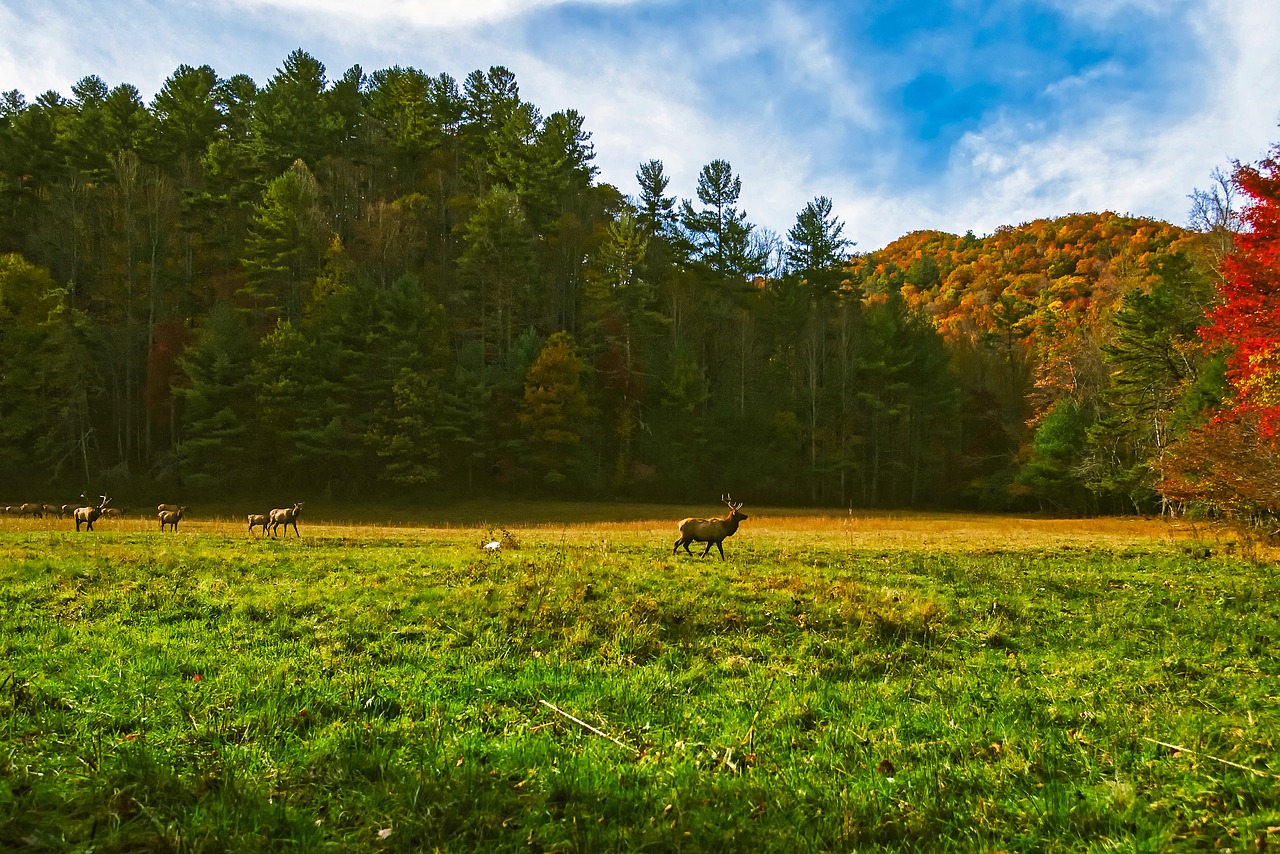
[269,502,303,538]
[673,495,748,560]
[159,505,188,532]
[74,495,110,532]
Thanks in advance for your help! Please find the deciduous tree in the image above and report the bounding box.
[1204,146,1280,434]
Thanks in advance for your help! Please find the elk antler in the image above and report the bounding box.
[722,493,743,510]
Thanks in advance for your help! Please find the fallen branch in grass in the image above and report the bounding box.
[1142,736,1273,778]
[539,699,639,757]
[739,672,779,752]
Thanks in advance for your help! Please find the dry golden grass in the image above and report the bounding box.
[2,503,1254,556]
[509,510,1256,555]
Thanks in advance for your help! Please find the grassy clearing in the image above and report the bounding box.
[0,507,1277,852]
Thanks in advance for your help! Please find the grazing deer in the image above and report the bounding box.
[269,502,304,538]
[74,496,110,532]
[673,495,749,560]
[18,503,44,518]
[159,505,187,532]
[247,514,270,536]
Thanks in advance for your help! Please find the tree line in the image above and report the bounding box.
[0,49,1267,517]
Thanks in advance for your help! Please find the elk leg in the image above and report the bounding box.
[700,541,712,557]
[715,542,725,560]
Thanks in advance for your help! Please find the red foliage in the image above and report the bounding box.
[1157,409,1280,518]
[1204,145,1280,434]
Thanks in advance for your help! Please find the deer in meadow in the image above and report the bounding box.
[269,502,303,538]
[673,495,748,560]
[74,496,110,532]
[159,505,187,532]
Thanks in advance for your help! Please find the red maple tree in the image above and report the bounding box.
[1156,144,1280,520]
[1205,144,1280,432]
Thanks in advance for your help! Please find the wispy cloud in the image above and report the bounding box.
[217,0,645,30]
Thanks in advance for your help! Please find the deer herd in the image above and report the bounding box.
[2,494,751,557]
[1,496,306,539]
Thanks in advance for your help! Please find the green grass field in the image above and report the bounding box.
[0,505,1277,852]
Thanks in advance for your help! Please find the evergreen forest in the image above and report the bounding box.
[0,49,1257,514]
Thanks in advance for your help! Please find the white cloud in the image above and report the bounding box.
[1041,59,1125,101]
[214,0,643,30]
[1036,0,1179,25]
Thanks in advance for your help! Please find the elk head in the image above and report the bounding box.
[721,494,747,520]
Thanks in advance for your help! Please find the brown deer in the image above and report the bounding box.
[74,496,110,532]
[18,503,44,518]
[269,502,304,538]
[673,495,748,560]
[159,505,187,532]
[247,514,270,536]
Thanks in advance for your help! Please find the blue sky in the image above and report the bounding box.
[3,0,1278,249]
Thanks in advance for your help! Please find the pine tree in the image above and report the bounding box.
[519,331,591,483]
[173,303,256,489]
[240,159,332,328]
[0,255,60,475]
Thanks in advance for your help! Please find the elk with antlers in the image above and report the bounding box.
[673,495,748,560]
[74,495,110,532]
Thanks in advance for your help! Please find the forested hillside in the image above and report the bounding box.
[0,50,1243,511]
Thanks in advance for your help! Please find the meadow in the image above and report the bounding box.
[0,504,1277,852]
